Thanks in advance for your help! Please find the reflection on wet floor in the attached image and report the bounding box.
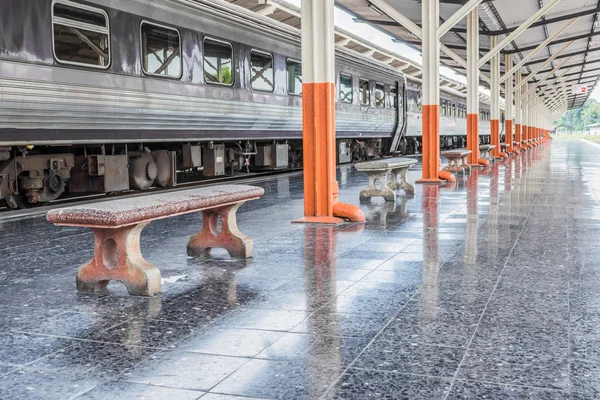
[0,140,599,399]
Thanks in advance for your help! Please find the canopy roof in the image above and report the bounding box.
[336,0,600,110]
[223,0,499,104]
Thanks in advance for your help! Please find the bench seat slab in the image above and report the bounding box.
[187,203,252,258]
[77,223,161,296]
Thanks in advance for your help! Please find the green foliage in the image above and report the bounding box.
[554,99,600,131]
[222,66,232,85]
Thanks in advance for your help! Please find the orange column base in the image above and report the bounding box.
[498,152,508,159]
[466,114,481,166]
[438,170,456,183]
[418,104,447,183]
[477,158,490,167]
[490,120,500,158]
[296,82,365,224]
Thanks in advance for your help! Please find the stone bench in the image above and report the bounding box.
[47,184,264,296]
[355,157,417,202]
[441,149,472,175]
[479,144,496,164]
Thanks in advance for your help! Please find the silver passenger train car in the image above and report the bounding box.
[0,0,407,208]
[0,0,496,208]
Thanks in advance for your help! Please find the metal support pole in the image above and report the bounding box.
[467,8,486,167]
[505,54,515,154]
[490,36,502,159]
[417,0,454,183]
[515,70,524,150]
[523,82,530,148]
[295,0,364,224]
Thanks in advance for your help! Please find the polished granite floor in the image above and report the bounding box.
[0,139,599,399]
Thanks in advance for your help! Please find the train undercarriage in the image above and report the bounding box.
[0,135,492,209]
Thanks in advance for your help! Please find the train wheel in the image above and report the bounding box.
[151,150,175,188]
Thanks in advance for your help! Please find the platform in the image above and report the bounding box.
[0,139,598,399]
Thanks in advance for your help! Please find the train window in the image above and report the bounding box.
[52,0,110,68]
[359,79,370,106]
[204,38,234,85]
[141,22,181,78]
[375,83,385,108]
[442,101,447,116]
[250,50,274,92]
[390,88,398,109]
[339,74,353,103]
[286,59,302,95]
[452,103,456,117]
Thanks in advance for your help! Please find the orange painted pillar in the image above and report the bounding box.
[505,119,514,155]
[417,0,454,183]
[529,126,534,146]
[294,0,364,224]
[466,8,488,167]
[503,53,514,157]
[467,114,487,166]
[491,119,501,157]
[489,36,502,159]
[514,70,523,153]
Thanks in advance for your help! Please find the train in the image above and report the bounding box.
[0,0,497,208]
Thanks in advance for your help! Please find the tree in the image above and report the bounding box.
[582,100,600,127]
[554,98,600,131]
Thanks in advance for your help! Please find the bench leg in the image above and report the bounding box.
[76,223,161,296]
[360,171,396,202]
[187,203,253,258]
[390,167,415,195]
[460,156,471,174]
[443,157,464,174]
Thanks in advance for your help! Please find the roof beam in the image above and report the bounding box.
[438,0,484,39]
[504,30,600,55]
[523,55,576,97]
[532,58,600,76]
[355,6,600,36]
[478,0,564,68]
[524,46,600,67]
[515,40,576,90]
[367,0,493,83]
[500,17,577,84]
[494,6,600,35]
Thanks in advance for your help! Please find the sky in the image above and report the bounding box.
[284,0,600,106]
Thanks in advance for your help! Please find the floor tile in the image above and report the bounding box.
[323,368,452,399]
[352,339,464,378]
[211,358,341,399]
[177,328,284,358]
[457,346,570,389]
[123,352,249,392]
[76,380,204,399]
[447,379,571,399]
